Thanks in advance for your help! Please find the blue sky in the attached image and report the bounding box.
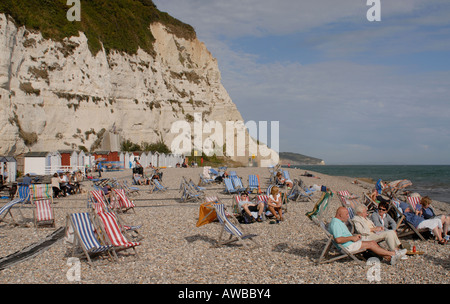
[153,0,450,164]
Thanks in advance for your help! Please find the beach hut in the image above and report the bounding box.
[0,156,17,183]
[77,150,86,169]
[24,151,61,175]
[59,150,79,171]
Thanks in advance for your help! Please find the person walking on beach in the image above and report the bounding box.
[329,207,404,265]
[267,186,283,224]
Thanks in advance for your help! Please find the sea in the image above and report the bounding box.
[288,165,450,205]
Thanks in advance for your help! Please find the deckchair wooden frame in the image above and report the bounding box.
[91,210,141,259]
[314,219,366,265]
[389,199,426,241]
[213,200,259,249]
[111,188,136,213]
[0,198,25,226]
[30,184,55,228]
[66,212,115,265]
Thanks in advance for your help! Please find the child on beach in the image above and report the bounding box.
[267,186,283,224]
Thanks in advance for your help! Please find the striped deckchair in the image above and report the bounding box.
[305,190,333,222]
[95,211,141,256]
[212,202,258,248]
[88,190,110,214]
[0,198,24,225]
[112,188,136,213]
[15,184,31,203]
[231,176,246,193]
[406,196,421,212]
[150,179,167,192]
[30,184,55,228]
[336,190,359,217]
[66,213,114,264]
[224,178,239,194]
[248,174,261,194]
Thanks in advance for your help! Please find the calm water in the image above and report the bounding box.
[289,165,450,204]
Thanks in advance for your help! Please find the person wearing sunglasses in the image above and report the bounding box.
[370,201,397,231]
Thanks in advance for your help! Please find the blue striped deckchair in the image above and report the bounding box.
[0,198,24,225]
[223,178,239,194]
[67,213,114,264]
[228,171,238,177]
[230,176,246,193]
[212,202,258,248]
[248,175,261,193]
[150,179,167,192]
[15,184,30,203]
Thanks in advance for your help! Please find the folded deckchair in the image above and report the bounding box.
[111,188,136,213]
[66,212,114,265]
[213,201,258,248]
[30,184,55,228]
[0,198,25,226]
[94,211,141,257]
[196,196,219,227]
[287,179,312,202]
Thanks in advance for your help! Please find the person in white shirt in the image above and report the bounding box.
[267,186,283,224]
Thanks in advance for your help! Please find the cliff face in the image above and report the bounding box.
[0,12,278,166]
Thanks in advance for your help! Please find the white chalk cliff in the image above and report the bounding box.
[0,14,278,166]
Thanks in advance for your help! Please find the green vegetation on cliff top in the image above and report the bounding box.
[0,0,196,55]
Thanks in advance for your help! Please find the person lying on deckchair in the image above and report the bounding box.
[329,207,405,265]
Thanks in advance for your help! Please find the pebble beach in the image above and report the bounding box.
[0,166,449,285]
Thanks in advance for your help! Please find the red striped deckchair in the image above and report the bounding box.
[112,189,136,213]
[96,211,140,256]
[30,184,55,228]
[89,190,109,214]
[407,196,421,212]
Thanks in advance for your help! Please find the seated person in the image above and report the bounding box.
[267,186,283,224]
[370,201,397,231]
[400,202,447,245]
[101,185,112,201]
[275,172,293,188]
[238,192,265,222]
[328,207,404,265]
[353,205,405,254]
[152,169,163,181]
[370,188,390,204]
[419,196,449,237]
[133,173,145,185]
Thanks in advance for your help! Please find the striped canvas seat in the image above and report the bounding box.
[97,211,141,250]
[112,188,135,212]
[68,213,113,264]
[34,200,55,226]
[30,184,54,228]
[407,196,421,212]
[248,175,260,193]
[15,184,31,203]
[212,202,258,248]
[89,190,109,214]
[0,198,23,223]
[224,178,238,194]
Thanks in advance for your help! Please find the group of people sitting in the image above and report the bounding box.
[132,164,163,186]
[237,185,284,224]
[51,171,83,198]
[327,190,449,265]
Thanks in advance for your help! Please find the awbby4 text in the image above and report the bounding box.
[178,288,271,301]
